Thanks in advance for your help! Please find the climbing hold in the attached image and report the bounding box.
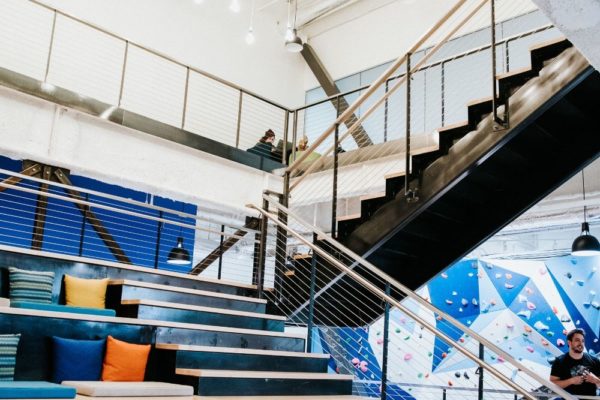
[395,328,401,334]
[459,307,463,313]
[445,299,453,305]
[518,295,528,303]
[534,321,549,331]
[566,272,572,279]
[524,325,533,333]
[527,301,536,310]
[591,301,600,310]
[418,373,423,379]
[495,273,502,279]
[441,272,448,279]
[464,372,470,379]
[560,315,571,323]
[404,353,412,361]
[526,346,534,353]
[517,310,531,319]
[454,371,461,378]
[461,298,468,306]
[505,273,513,280]
[452,291,458,296]
[404,335,410,341]
[360,360,368,368]
[448,381,453,387]
[506,323,514,329]
[468,272,474,278]
[546,331,555,337]
[541,339,549,346]
[525,287,533,295]
[498,356,505,362]
[490,299,497,306]
[547,356,556,364]
[556,339,565,347]
[505,283,515,289]
[376,338,384,345]
[441,352,447,359]
[472,298,478,306]
[577,280,585,287]
[539,268,547,275]
[360,365,368,373]
[352,358,360,365]
[428,352,433,357]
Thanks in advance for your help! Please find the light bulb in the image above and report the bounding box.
[229,0,240,13]
[245,28,255,44]
[285,26,294,41]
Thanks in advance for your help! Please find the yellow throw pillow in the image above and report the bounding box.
[64,275,108,309]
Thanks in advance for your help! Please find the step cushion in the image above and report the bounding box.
[0,334,19,381]
[64,275,108,309]
[0,381,76,399]
[9,267,54,304]
[52,337,105,383]
[62,381,193,397]
[10,301,116,317]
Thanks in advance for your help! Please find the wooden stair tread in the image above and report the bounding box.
[0,308,304,339]
[109,279,266,304]
[466,96,492,106]
[177,369,353,380]
[436,120,469,133]
[122,299,285,320]
[496,66,532,80]
[156,344,330,359]
[336,213,361,222]
[0,244,255,291]
[359,191,385,201]
[529,35,567,52]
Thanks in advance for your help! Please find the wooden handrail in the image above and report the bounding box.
[288,0,490,192]
[286,0,470,174]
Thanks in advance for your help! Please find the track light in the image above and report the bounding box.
[167,237,191,265]
[571,169,600,257]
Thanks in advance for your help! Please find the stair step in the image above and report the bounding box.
[119,299,284,331]
[107,280,266,313]
[155,344,329,373]
[176,369,353,396]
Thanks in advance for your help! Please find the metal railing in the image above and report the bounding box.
[0,0,290,163]
[0,166,270,286]
[249,196,578,400]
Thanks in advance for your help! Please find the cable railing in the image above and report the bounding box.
[249,196,578,400]
[0,166,267,287]
[0,0,290,164]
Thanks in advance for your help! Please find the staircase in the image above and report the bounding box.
[295,38,600,320]
[0,247,358,398]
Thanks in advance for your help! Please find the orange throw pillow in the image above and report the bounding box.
[101,336,151,381]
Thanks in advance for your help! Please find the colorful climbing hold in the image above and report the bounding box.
[404,353,412,361]
[505,283,515,289]
[556,339,565,347]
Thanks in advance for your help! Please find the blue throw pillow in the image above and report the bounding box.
[0,334,20,381]
[52,337,105,383]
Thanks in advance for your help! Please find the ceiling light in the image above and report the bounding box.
[285,29,303,52]
[571,169,600,256]
[167,237,191,265]
[245,28,255,45]
[229,0,240,13]
[285,26,294,41]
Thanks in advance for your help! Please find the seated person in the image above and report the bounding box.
[289,136,321,164]
[247,129,278,161]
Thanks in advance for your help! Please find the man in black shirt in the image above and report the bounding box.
[550,328,600,397]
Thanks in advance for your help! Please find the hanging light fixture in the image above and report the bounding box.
[167,237,191,265]
[285,0,294,41]
[285,0,303,52]
[245,0,256,44]
[229,0,241,13]
[571,169,600,256]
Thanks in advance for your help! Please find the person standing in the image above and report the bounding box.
[550,328,600,397]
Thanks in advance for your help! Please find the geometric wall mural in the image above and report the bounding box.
[314,256,600,399]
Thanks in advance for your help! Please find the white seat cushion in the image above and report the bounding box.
[61,381,193,397]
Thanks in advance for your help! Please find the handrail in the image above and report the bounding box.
[295,21,553,112]
[259,195,576,400]
[27,0,290,112]
[288,0,490,192]
[285,0,471,173]
[248,202,576,400]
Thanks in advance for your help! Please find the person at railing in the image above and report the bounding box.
[247,129,279,161]
[550,328,600,397]
[289,136,321,164]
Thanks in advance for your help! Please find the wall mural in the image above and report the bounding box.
[314,256,600,399]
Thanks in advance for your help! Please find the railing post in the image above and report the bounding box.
[282,110,290,164]
[404,52,417,202]
[380,283,391,400]
[256,197,269,299]
[442,388,447,400]
[118,41,129,107]
[478,343,484,400]
[306,232,318,353]
[441,61,446,127]
[291,111,298,164]
[235,90,243,148]
[384,80,389,143]
[78,193,88,257]
[217,224,225,280]
[331,122,339,238]
[153,210,163,268]
[181,67,190,129]
[490,0,507,129]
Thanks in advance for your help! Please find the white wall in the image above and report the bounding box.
[33,0,306,108]
[532,0,600,71]
[0,85,280,215]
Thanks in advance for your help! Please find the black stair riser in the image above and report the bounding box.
[120,304,284,332]
[107,285,265,313]
[167,350,328,372]
[178,375,352,396]
[155,326,305,352]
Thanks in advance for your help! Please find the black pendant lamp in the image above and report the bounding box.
[571,169,600,257]
[167,236,191,265]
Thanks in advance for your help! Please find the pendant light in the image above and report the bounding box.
[245,0,256,45]
[571,169,600,256]
[285,0,303,52]
[167,204,192,265]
